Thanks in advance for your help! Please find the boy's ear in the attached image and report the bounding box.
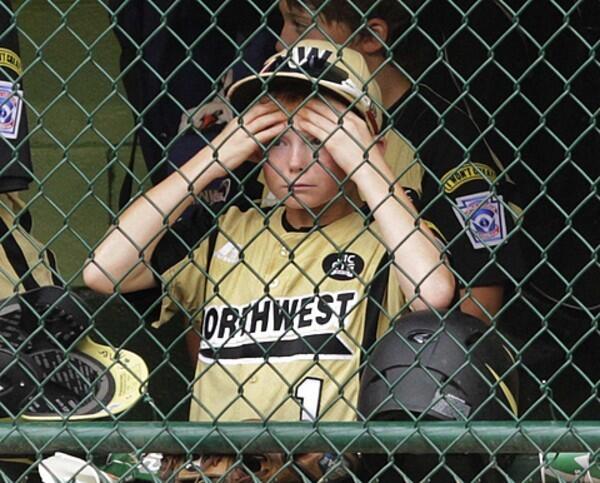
[352,18,389,55]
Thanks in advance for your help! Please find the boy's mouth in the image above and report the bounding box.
[290,183,314,190]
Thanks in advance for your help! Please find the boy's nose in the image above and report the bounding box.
[287,141,309,173]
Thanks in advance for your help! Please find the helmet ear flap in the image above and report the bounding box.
[0,348,41,418]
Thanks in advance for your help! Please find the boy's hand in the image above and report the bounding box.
[295,99,385,179]
[209,101,287,175]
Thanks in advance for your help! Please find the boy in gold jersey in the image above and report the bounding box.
[84,39,454,479]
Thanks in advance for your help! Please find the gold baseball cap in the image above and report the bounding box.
[227,39,383,135]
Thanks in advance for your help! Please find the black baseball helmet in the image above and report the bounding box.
[0,286,148,420]
[359,310,518,421]
[358,310,519,482]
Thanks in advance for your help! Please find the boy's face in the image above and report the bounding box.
[263,99,350,213]
[277,0,352,52]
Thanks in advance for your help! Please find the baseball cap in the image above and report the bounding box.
[227,40,383,135]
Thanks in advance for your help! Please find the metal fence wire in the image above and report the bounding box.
[0,0,598,481]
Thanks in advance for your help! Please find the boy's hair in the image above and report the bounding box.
[286,0,411,42]
[285,0,433,77]
[269,82,359,115]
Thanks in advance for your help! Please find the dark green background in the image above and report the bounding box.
[14,0,190,420]
[16,0,146,285]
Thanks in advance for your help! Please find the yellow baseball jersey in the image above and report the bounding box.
[154,206,406,422]
[382,129,424,195]
[0,192,60,297]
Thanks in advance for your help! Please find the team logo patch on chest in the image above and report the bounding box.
[322,252,365,281]
[452,191,507,249]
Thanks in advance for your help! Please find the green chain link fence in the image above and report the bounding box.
[0,0,598,481]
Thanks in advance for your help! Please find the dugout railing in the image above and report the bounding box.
[0,0,598,481]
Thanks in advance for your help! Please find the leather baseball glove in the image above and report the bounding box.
[159,452,360,482]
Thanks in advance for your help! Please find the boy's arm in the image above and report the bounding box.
[84,102,286,294]
[353,162,455,310]
[460,285,504,324]
[83,148,223,294]
[296,100,455,310]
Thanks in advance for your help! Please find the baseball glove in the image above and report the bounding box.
[159,452,360,482]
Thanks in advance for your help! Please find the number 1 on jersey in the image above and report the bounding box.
[295,377,323,421]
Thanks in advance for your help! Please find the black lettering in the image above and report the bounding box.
[239,304,252,334]
[248,299,271,334]
[273,299,299,331]
[315,294,334,325]
[297,297,314,328]
[336,292,355,320]
[203,308,218,340]
[320,50,332,63]
[217,307,239,339]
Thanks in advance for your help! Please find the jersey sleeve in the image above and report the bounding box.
[150,205,215,327]
[151,202,216,276]
[0,2,33,192]
[418,116,525,287]
[378,267,409,338]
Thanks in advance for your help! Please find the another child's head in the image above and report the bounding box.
[278,0,431,78]
[227,40,383,222]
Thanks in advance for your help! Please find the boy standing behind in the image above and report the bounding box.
[278,0,525,322]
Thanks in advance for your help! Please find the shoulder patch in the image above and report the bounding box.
[402,187,420,207]
[322,252,364,281]
[452,191,507,249]
[0,80,23,140]
[441,163,497,193]
[0,48,22,76]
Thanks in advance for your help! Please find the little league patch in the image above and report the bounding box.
[452,191,507,249]
[0,80,23,140]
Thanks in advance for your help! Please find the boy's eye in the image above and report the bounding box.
[294,22,310,34]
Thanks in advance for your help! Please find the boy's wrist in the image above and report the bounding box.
[350,157,394,191]
[178,148,227,195]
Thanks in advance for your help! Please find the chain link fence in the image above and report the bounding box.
[0,0,598,481]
